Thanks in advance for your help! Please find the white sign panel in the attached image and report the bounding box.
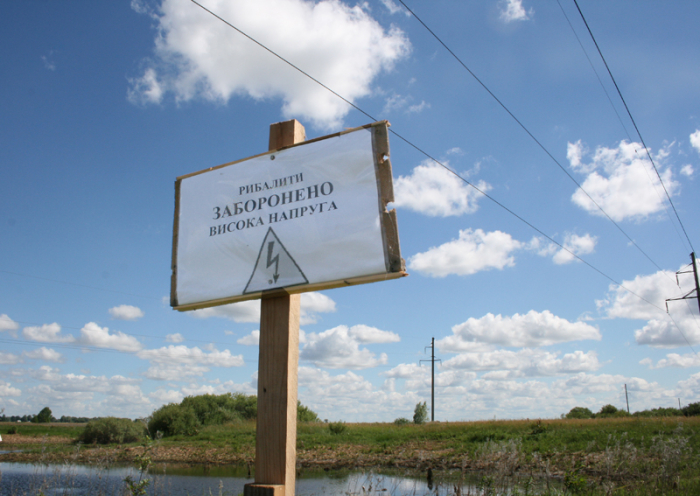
[171,122,404,310]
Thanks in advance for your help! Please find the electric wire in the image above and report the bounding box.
[571,0,695,255]
[188,0,639,309]
[2,2,695,371]
[555,0,699,312]
[395,0,669,277]
[555,0,632,142]
[561,0,691,256]
[395,0,697,356]
[188,0,696,354]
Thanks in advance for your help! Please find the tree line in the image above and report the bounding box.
[564,402,700,419]
[0,407,95,424]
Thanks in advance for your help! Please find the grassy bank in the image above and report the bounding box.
[2,417,699,494]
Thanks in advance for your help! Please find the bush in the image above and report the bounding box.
[413,401,428,424]
[297,401,319,422]
[394,417,410,426]
[328,421,347,435]
[565,407,594,419]
[7,426,18,434]
[181,393,250,426]
[148,404,200,437]
[596,404,619,418]
[146,393,320,438]
[79,417,146,445]
[682,402,700,417]
[33,407,53,424]
[634,408,682,418]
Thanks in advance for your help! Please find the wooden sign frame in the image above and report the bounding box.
[170,121,406,311]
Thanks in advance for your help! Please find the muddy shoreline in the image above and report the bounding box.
[0,434,611,482]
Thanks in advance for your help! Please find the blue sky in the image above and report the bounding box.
[1,0,699,422]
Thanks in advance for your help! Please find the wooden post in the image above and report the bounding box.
[244,120,305,496]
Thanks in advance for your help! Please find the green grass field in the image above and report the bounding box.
[2,417,699,495]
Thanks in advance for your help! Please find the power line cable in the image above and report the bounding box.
[555,0,690,284]
[571,0,695,255]
[395,0,668,276]
[555,0,632,142]
[395,0,697,355]
[189,0,696,353]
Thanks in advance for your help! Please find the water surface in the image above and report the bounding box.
[0,462,442,496]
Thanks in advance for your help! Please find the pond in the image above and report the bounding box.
[0,462,461,496]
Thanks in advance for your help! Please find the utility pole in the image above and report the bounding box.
[665,252,700,315]
[693,252,700,315]
[420,338,441,422]
[624,384,630,414]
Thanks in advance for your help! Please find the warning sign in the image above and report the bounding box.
[244,228,308,293]
[171,121,405,311]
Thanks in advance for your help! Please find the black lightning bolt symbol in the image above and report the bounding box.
[266,241,280,283]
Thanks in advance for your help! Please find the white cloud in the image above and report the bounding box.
[566,140,588,172]
[79,322,142,352]
[109,305,144,321]
[298,366,420,421]
[188,292,335,324]
[690,130,700,155]
[300,292,336,324]
[383,362,424,379]
[23,323,75,343]
[23,347,63,362]
[129,0,410,129]
[680,164,694,177]
[568,140,679,221]
[138,345,244,367]
[393,161,490,217]
[180,379,256,397]
[0,352,22,365]
[552,233,597,265]
[22,371,149,417]
[0,314,19,333]
[442,349,601,377]
[380,0,409,16]
[554,372,627,395]
[382,93,409,113]
[165,333,185,343]
[143,364,211,381]
[301,324,399,369]
[128,67,163,104]
[0,381,21,397]
[189,300,261,322]
[677,372,700,399]
[41,51,56,71]
[634,315,700,348]
[237,328,309,346]
[599,269,680,321]
[438,310,601,351]
[149,388,184,405]
[597,266,700,348]
[237,330,260,346]
[137,345,244,380]
[499,0,533,23]
[407,100,430,113]
[644,352,700,369]
[408,229,522,277]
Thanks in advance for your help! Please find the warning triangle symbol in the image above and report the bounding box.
[244,227,309,294]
